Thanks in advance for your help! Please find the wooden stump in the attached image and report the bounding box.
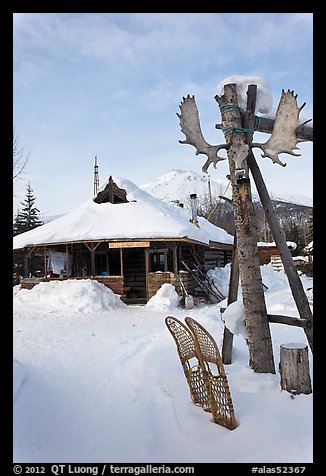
[279,343,312,395]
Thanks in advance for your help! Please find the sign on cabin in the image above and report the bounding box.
[109,241,150,249]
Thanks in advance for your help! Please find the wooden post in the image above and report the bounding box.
[23,247,34,277]
[23,252,28,277]
[90,244,95,276]
[84,242,100,276]
[172,242,178,276]
[120,248,124,276]
[44,247,47,277]
[145,248,149,301]
[65,244,69,277]
[216,84,275,374]
[247,151,313,351]
[280,343,312,395]
[222,233,239,364]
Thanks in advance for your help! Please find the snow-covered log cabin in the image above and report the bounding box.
[13,176,234,304]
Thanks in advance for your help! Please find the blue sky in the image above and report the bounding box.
[13,12,313,216]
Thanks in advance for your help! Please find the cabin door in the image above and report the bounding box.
[122,248,147,302]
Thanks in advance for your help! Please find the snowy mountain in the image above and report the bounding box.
[140,169,230,208]
[268,192,313,208]
[140,169,313,208]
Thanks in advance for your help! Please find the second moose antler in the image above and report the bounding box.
[252,89,311,167]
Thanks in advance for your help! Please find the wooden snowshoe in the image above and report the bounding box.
[165,315,237,430]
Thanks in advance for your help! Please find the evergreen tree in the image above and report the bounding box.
[14,182,43,235]
[13,183,44,284]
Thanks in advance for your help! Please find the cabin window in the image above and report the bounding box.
[149,249,167,272]
[95,250,122,276]
[95,252,109,275]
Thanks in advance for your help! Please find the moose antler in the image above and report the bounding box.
[177,95,228,173]
[252,89,311,167]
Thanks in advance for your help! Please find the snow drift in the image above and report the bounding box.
[13,264,313,463]
[13,279,126,313]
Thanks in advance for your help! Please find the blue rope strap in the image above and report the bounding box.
[220,104,261,135]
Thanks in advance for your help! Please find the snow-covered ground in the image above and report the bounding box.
[13,264,313,463]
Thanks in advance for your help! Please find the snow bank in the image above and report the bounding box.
[145,283,181,311]
[223,301,248,340]
[207,263,233,298]
[260,263,291,292]
[13,279,126,313]
[13,266,313,463]
[217,75,273,114]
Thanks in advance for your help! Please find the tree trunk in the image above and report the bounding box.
[215,84,275,374]
[279,343,312,394]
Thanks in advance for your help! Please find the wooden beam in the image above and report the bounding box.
[17,236,213,251]
[83,242,101,275]
[267,314,311,329]
[83,241,101,252]
[216,116,313,142]
[209,241,234,251]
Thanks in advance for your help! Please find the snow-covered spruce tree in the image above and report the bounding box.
[14,182,43,234]
[13,183,44,285]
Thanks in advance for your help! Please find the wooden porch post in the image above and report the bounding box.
[65,244,69,277]
[84,242,101,276]
[145,248,150,301]
[90,244,95,276]
[172,243,178,276]
[44,247,48,277]
[24,247,35,277]
[23,252,28,277]
[120,248,124,276]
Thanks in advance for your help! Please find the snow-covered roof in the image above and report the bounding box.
[257,241,297,251]
[13,176,234,250]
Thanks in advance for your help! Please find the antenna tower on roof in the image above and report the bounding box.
[93,155,100,196]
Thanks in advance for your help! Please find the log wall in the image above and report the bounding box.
[205,249,231,270]
[147,271,197,300]
[147,272,177,300]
